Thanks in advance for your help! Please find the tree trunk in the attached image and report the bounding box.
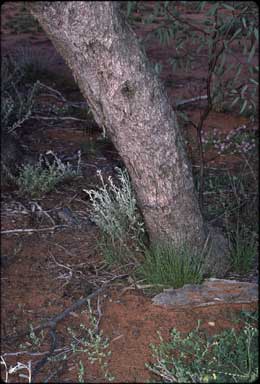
[27,1,229,275]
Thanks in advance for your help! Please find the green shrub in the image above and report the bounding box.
[137,242,205,290]
[147,311,258,383]
[17,151,81,198]
[67,302,114,382]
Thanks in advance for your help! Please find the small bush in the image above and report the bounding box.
[137,242,205,290]
[17,150,81,198]
[84,168,145,263]
[147,311,258,383]
[1,54,38,133]
[67,302,114,382]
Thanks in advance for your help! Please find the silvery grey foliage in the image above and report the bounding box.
[84,167,144,244]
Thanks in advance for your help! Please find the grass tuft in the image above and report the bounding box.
[228,225,257,274]
[137,242,205,290]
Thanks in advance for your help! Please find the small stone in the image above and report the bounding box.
[208,321,215,326]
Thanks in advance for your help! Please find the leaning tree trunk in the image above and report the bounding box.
[27,1,229,275]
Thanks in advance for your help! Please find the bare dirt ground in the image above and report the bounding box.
[1,2,258,383]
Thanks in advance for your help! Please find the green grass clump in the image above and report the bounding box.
[137,242,205,290]
[17,151,81,198]
[147,311,258,383]
[228,225,257,274]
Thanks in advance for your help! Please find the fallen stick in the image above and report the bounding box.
[1,225,67,235]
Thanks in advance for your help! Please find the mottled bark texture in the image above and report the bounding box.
[27,2,230,276]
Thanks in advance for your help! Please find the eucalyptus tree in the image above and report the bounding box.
[27,1,233,276]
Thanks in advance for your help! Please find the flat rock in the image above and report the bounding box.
[152,278,258,308]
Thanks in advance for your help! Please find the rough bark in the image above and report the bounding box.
[26,1,230,275]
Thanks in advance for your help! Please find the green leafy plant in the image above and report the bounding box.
[147,311,258,383]
[18,324,45,351]
[67,302,114,382]
[137,241,205,290]
[126,1,258,119]
[17,150,82,198]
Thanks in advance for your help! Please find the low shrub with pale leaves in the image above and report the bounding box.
[84,167,144,246]
[17,150,81,197]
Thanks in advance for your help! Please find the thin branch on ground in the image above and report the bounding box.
[31,115,88,122]
[1,225,68,235]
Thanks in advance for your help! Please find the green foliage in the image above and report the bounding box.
[67,302,114,382]
[19,324,45,351]
[84,167,145,264]
[125,1,258,119]
[198,157,258,222]
[194,162,258,275]
[147,311,258,383]
[17,151,82,198]
[1,54,39,133]
[228,224,257,274]
[137,242,205,290]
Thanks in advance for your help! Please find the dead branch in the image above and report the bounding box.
[1,225,67,235]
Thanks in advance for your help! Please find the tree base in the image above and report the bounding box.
[203,224,231,278]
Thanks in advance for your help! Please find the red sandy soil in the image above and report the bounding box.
[1,2,258,382]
